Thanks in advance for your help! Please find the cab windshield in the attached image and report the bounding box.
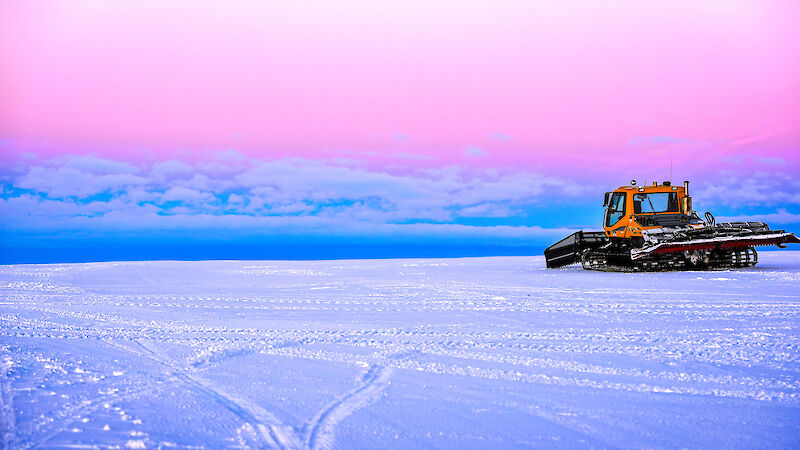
[633,192,679,214]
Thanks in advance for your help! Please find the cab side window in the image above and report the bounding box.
[605,192,626,227]
[667,192,679,212]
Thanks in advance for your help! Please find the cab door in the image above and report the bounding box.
[604,192,627,236]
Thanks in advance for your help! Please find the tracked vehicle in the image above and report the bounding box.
[545,180,800,271]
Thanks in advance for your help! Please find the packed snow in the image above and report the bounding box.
[2,251,800,448]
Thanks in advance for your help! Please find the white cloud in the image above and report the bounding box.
[151,160,194,178]
[161,186,215,204]
[458,203,513,218]
[0,193,578,244]
[716,209,800,225]
[755,157,786,166]
[16,166,149,198]
[63,155,139,174]
[0,154,612,235]
[7,153,796,252]
[465,146,487,157]
[694,172,800,208]
[227,193,244,204]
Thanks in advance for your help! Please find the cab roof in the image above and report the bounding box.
[616,184,683,193]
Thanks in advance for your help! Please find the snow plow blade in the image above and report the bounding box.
[544,231,608,268]
[631,231,800,260]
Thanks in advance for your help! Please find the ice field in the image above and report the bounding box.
[2,251,800,448]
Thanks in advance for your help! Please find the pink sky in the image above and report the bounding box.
[1,1,799,172]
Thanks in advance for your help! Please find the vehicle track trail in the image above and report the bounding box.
[103,339,302,449]
[305,364,392,450]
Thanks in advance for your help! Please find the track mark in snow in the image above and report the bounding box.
[306,365,392,450]
[103,340,302,449]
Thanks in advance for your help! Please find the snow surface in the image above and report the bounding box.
[2,251,800,448]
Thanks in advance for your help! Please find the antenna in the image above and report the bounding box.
[669,157,673,183]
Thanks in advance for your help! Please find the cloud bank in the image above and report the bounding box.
[1,155,593,244]
[2,153,798,262]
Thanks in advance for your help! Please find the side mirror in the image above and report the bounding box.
[603,192,610,206]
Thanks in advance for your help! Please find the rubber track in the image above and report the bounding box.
[581,247,757,272]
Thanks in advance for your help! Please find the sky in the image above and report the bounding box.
[1,1,799,263]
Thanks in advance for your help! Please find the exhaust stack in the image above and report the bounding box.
[682,181,692,214]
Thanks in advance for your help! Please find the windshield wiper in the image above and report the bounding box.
[646,195,656,213]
